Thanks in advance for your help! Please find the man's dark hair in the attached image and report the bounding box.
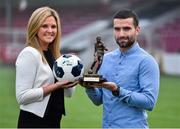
[113,9,139,27]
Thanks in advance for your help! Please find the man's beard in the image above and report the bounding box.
[116,37,135,48]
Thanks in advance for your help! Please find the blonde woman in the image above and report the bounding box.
[16,6,77,128]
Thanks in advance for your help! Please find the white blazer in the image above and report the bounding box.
[16,47,74,118]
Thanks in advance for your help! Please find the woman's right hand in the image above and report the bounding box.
[43,80,78,97]
[55,80,78,89]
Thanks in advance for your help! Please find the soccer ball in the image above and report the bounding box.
[53,54,84,82]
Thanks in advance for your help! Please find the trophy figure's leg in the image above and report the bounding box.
[90,60,96,70]
[95,56,102,73]
[88,60,97,74]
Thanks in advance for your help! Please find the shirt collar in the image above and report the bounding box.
[117,42,139,57]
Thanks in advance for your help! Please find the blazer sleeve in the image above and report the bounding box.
[16,50,44,105]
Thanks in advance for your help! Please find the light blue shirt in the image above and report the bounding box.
[86,43,160,128]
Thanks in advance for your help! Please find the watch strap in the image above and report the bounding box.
[112,87,120,96]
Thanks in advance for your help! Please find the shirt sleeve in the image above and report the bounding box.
[85,87,103,106]
[119,57,160,111]
[16,50,44,105]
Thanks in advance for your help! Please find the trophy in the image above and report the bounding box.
[80,36,108,83]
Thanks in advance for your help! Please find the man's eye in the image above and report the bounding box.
[123,27,131,31]
[114,27,120,31]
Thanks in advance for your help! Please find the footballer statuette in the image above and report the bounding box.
[79,36,108,83]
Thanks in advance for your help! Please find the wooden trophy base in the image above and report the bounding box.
[79,74,106,83]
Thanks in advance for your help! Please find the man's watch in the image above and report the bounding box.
[112,87,120,96]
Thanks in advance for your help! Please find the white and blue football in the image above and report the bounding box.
[53,54,84,82]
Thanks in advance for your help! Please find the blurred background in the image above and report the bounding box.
[0,0,180,128]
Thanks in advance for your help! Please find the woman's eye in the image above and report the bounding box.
[51,25,57,29]
[41,24,48,28]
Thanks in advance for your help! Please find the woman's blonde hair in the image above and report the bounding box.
[26,6,61,62]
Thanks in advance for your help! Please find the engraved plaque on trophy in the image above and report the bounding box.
[79,36,108,83]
